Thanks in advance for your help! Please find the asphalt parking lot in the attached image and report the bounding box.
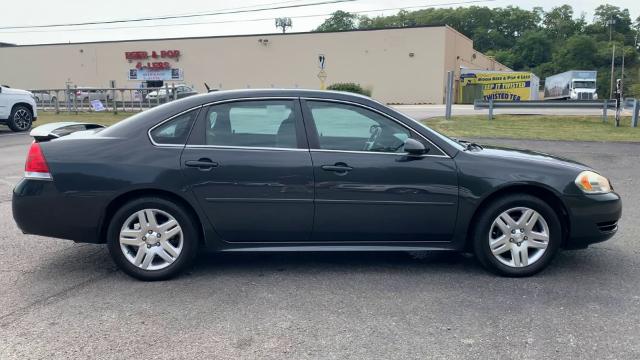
[1,125,639,359]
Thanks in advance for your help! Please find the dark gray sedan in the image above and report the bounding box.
[12,89,622,280]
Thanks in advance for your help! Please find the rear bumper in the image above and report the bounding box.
[563,192,622,249]
[12,179,105,243]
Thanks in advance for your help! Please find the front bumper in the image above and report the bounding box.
[563,192,622,249]
[12,179,105,243]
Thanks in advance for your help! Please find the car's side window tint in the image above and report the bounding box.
[307,101,410,153]
[204,100,298,149]
[150,109,198,145]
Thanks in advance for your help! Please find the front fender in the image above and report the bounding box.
[449,151,581,249]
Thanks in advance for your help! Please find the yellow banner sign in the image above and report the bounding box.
[460,72,533,101]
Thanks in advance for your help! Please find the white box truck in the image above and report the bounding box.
[544,70,598,100]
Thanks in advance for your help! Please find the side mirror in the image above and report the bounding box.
[404,138,429,155]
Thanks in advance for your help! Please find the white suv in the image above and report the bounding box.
[0,85,38,132]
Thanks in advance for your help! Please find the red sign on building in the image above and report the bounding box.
[125,50,181,70]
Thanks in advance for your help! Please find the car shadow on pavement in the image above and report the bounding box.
[24,243,627,283]
[0,126,16,135]
[182,247,625,281]
[188,251,488,278]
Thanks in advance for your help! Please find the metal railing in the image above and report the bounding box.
[30,84,185,114]
[473,99,639,127]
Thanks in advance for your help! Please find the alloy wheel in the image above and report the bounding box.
[13,108,32,131]
[119,208,183,271]
[488,207,550,268]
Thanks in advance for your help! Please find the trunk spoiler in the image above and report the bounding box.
[29,122,105,142]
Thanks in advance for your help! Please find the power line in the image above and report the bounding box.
[0,0,356,30]
[137,0,317,19]
[0,0,498,34]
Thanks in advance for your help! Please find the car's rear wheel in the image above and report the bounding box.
[107,197,198,281]
[7,105,33,132]
[473,194,561,277]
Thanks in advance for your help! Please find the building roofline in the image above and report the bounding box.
[443,25,473,44]
[4,25,447,48]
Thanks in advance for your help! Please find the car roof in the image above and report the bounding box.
[196,88,375,103]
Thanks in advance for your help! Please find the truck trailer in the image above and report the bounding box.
[544,70,598,100]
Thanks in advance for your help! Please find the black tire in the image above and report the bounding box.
[7,105,33,132]
[107,197,199,281]
[472,194,561,277]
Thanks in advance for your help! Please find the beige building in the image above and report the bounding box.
[0,26,508,104]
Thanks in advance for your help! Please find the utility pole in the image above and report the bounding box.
[621,49,625,91]
[607,17,617,100]
[608,18,616,42]
[275,17,292,33]
[609,44,615,100]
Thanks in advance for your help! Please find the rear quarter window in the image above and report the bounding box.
[149,109,199,145]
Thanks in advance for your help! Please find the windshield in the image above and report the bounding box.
[381,104,465,152]
[573,81,596,89]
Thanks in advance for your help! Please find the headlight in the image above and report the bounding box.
[575,171,612,194]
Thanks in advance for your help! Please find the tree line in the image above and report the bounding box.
[314,5,640,98]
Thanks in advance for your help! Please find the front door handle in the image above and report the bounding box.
[321,163,353,174]
[185,158,219,170]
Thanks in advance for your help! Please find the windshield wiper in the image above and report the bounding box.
[453,138,483,151]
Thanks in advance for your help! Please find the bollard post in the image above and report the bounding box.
[73,86,78,115]
[488,98,494,120]
[602,100,608,122]
[65,84,71,113]
[445,71,453,120]
[112,88,118,114]
[54,90,60,114]
[173,84,177,101]
[632,99,639,128]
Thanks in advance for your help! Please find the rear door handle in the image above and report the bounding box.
[321,163,353,174]
[185,159,219,170]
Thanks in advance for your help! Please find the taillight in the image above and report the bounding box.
[76,91,81,96]
[25,142,52,180]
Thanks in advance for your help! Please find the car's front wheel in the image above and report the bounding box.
[473,194,561,277]
[7,105,33,132]
[107,197,199,281]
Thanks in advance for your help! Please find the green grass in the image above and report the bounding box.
[422,115,640,142]
[36,111,132,126]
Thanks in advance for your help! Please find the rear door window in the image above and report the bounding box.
[201,100,300,149]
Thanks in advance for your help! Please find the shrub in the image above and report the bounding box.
[326,82,372,96]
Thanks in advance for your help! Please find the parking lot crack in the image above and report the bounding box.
[0,268,118,327]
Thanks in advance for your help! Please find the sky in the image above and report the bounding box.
[0,0,637,45]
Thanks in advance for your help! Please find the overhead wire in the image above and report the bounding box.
[0,0,498,34]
